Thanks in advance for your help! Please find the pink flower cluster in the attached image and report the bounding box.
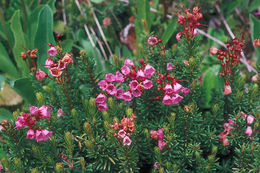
[36,45,73,80]
[110,113,136,146]
[219,112,255,146]
[15,105,52,142]
[96,58,155,111]
[157,63,190,105]
[150,128,166,150]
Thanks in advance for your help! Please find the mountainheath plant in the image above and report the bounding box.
[0,1,260,173]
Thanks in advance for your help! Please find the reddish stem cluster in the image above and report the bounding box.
[20,47,38,72]
[177,5,203,40]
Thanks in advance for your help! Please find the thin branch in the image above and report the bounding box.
[90,27,108,60]
[74,0,95,48]
[62,0,67,26]
[86,0,113,58]
[197,29,227,48]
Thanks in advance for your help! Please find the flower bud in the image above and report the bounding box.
[189,57,196,66]
[212,104,219,115]
[14,158,23,171]
[166,161,171,169]
[84,140,93,150]
[169,113,176,125]
[102,111,109,121]
[42,85,53,93]
[79,50,86,56]
[30,168,40,173]
[71,109,80,130]
[89,98,96,109]
[55,163,64,173]
[83,122,92,135]
[36,92,45,105]
[80,157,85,171]
[108,97,114,109]
[126,108,133,117]
[144,129,150,138]
[159,167,164,173]
[154,147,161,155]
[235,91,243,103]
[212,145,218,155]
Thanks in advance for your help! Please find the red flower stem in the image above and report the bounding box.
[47,75,55,81]
[24,60,31,72]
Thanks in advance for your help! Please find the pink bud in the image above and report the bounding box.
[193,28,198,36]
[153,161,159,169]
[157,128,164,141]
[57,108,66,118]
[224,84,232,95]
[36,69,48,80]
[103,17,111,28]
[26,129,35,139]
[167,63,175,70]
[15,116,25,129]
[124,58,134,67]
[183,60,189,66]
[150,130,159,140]
[252,74,258,82]
[143,79,153,89]
[244,126,253,136]
[182,87,190,95]
[95,93,107,104]
[222,137,230,146]
[246,115,255,125]
[158,140,166,150]
[48,46,57,56]
[210,46,218,56]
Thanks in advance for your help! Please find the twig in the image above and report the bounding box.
[197,29,227,48]
[74,0,95,48]
[86,0,113,58]
[90,27,108,60]
[62,0,67,26]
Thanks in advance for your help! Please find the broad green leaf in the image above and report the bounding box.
[161,16,177,45]
[249,14,260,63]
[249,0,260,11]
[0,42,18,78]
[48,0,56,14]
[0,108,12,121]
[10,10,29,76]
[61,40,74,52]
[202,65,223,108]
[10,78,35,103]
[136,0,151,31]
[91,0,103,4]
[34,6,55,67]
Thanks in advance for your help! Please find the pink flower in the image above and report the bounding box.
[39,105,50,118]
[167,63,175,70]
[36,69,48,80]
[129,80,139,90]
[144,64,156,78]
[35,129,52,142]
[122,91,132,101]
[158,140,166,150]
[182,87,190,95]
[162,95,173,105]
[136,69,145,80]
[15,116,25,129]
[223,123,234,132]
[103,17,111,28]
[176,32,183,42]
[62,53,73,64]
[143,79,153,89]
[228,119,236,126]
[193,28,198,36]
[121,65,130,76]
[173,83,183,93]
[153,161,159,169]
[132,89,142,97]
[118,129,126,138]
[57,59,69,70]
[44,57,54,68]
[244,126,253,136]
[147,36,158,45]
[57,108,66,118]
[116,88,124,99]
[105,73,116,83]
[241,112,247,120]
[49,67,62,77]
[124,58,134,67]
[98,80,108,90]
[246,115,255,125]
[115,72,124,83]
[123,136,132,146]
[224,84,232,95]
[165,84,173,94]
[48,46,57,56]
[157,128,164,141]
[222,137,230,146]
[30,106,39,116]
[26,129,35,139]
[106,84,117,95]
[210,46,218,56]
[150,130,158,140]
[97,102,108,111]
[252,74,258,82]
[95,93,107,104]
[253,39,260,47]
[172,94,183,104]
[183,60,189,66]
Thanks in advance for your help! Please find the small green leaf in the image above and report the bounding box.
[249,14,260,63]
[161,16,177,45]
[10,78,35,103]
[0,108,12,121]
[90,0,103,4]
[10,10,29,76]
[34,6,55,67]
[0,42,18,78]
